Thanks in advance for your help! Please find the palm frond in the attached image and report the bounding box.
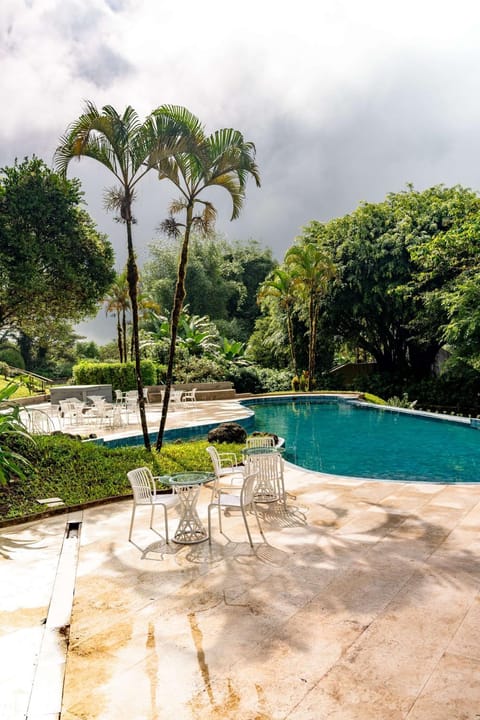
[160,216,182,237]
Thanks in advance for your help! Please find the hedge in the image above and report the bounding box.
[72,360,156,391]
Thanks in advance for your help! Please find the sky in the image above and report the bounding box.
[2,0,480,342]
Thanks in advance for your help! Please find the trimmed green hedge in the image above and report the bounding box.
[72,360,156,390]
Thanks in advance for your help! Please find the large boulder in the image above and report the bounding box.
[207,422,247,444]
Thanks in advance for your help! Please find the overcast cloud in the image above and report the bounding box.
[2,0,480,341]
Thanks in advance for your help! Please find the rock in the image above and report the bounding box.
[207,422,247,444]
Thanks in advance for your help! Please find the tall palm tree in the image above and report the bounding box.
[104,271,130,362]
[258,266,298,376]
[151,106,261,451]
[285,242,336,390]
[54,103,193,449]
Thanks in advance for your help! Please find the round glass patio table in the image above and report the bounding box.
[165,471,214,544]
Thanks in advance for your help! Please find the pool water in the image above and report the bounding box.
[248,399,480,483]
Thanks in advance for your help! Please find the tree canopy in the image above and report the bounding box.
[143,234,275,341]
[315,185,480,374]
[256,184,480,383]
[0,156,115,336]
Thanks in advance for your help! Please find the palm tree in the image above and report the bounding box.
[151,106,261,451]
[258,267,298,376]
[285,242,336,390]
[104,271,130,362]
[54,103,192,449]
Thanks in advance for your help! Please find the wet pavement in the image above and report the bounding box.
[2,399,480,719]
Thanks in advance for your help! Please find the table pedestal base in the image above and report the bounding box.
[172,484,208,544]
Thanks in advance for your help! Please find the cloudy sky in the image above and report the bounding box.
[2,0,480,341]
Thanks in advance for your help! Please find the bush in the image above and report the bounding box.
[72,360,156,390]
[226,365,291,394]
[173,356,226,383]
[0,345,25,370]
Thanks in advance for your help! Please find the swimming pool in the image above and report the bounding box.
[244,396,480,483]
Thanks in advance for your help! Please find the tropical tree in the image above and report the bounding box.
[314,185,480,379]
[104,271,130,362]
[0,156,114,337]
[258,267,298,375]
[55,103,193,449]
[285,240,336,389]
[176,313,219,355]
[151,106,261,451]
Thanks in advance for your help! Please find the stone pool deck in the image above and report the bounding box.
[1,399,480,718]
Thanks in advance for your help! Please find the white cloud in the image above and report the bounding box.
[3,0,480,340]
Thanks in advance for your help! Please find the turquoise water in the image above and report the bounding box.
[247,399,480,483]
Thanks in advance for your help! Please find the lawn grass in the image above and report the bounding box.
[0,434,243,522]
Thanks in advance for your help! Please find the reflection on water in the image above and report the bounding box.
[249,399,480,483]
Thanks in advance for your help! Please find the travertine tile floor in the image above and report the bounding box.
[1,400,480,719]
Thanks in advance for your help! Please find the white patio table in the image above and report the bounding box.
[165,471,214,544]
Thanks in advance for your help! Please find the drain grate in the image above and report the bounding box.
[66,520,81,538]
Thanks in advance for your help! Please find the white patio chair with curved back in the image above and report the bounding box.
[181,388,197,406]
[123,391,139,423]
[244,450,287,507]
[208,469,264,547]
[206,445,244,487]
[58,399,84,426]
[245,435,276,449]
[127,467,179,543]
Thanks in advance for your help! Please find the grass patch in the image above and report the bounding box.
[0,434,244,521]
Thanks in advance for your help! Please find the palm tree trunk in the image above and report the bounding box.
[155,206,193,452]
[122,308,127,363]
[308,294,316,391]
[125,216,151,451]
[286,307,298,376]
[116,311,123,362]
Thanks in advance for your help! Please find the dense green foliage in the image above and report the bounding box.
[72,360,157,390]
[0,156,115,336]
[143,235,275,342]
[0,435,243,520]
[316,185,480,376]
[256,185,480,407]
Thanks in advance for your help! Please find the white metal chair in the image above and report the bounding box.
[181,388,197,405]
[58,399,85,425]
[127,467,179,543]
[245,435,275,449]
[206,445,244,486]
[115,389,126,406]
[169,389,183,410]
[244,450,286,507]
[123,392,139,423]
[208,470,264,547]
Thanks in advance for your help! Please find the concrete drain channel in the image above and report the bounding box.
[26,513,82,719]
